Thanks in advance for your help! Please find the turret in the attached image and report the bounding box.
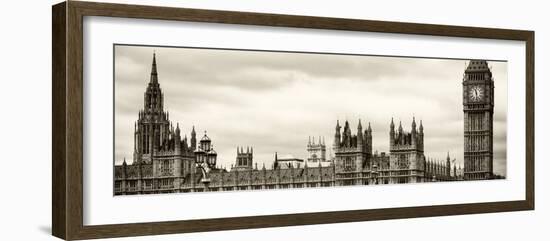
[411,117,417,145]
[412,116,417,132]
[367,122,372,135]
[175,122,181,136]
[366,122,372,154]
[190,126,197,150]
[446,151,451,176]
[174,123,181,154]
[343,120,352,147]
[334,120,341,149]
[357,119,363,150]
[389,118,395,147]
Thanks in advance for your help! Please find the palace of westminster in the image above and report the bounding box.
[114,54,498,195]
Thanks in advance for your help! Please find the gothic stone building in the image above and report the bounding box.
[463,60,495,180]
[114,55,485,195]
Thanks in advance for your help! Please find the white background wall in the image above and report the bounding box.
[0,0,547,240]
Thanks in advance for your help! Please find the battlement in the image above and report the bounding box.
[389,117,423,152]
[234,146,253,170]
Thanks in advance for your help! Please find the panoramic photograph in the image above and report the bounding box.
[113,45,507,195]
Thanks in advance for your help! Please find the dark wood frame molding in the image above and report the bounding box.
[52,1,535,240]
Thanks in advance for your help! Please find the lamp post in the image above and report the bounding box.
[193,131,217,192]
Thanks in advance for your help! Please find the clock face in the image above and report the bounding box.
[469,86,484,101]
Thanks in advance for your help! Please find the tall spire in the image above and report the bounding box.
[334,119,341,148]
[190,125,197,150]
[150,52,158,84]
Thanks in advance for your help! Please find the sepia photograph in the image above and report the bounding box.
[113,44,507,195]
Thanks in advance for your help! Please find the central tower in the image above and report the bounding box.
[463,60,494,180]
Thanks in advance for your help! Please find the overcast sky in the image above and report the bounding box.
[114,45,507,176]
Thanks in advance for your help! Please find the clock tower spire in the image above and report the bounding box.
[463,60,494,180]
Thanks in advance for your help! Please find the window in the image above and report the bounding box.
[161,179,172,188]
[161,159,173,176]
[343,157,354,171]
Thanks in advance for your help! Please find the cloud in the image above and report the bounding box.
[114,45,508,176]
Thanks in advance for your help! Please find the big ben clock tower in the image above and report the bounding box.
[463,60,494,180]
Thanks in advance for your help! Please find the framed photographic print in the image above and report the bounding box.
[52,1,534,240]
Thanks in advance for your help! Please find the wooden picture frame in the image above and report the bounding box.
[52,1,534,240]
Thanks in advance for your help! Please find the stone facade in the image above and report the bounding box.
[114,54,479,195]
